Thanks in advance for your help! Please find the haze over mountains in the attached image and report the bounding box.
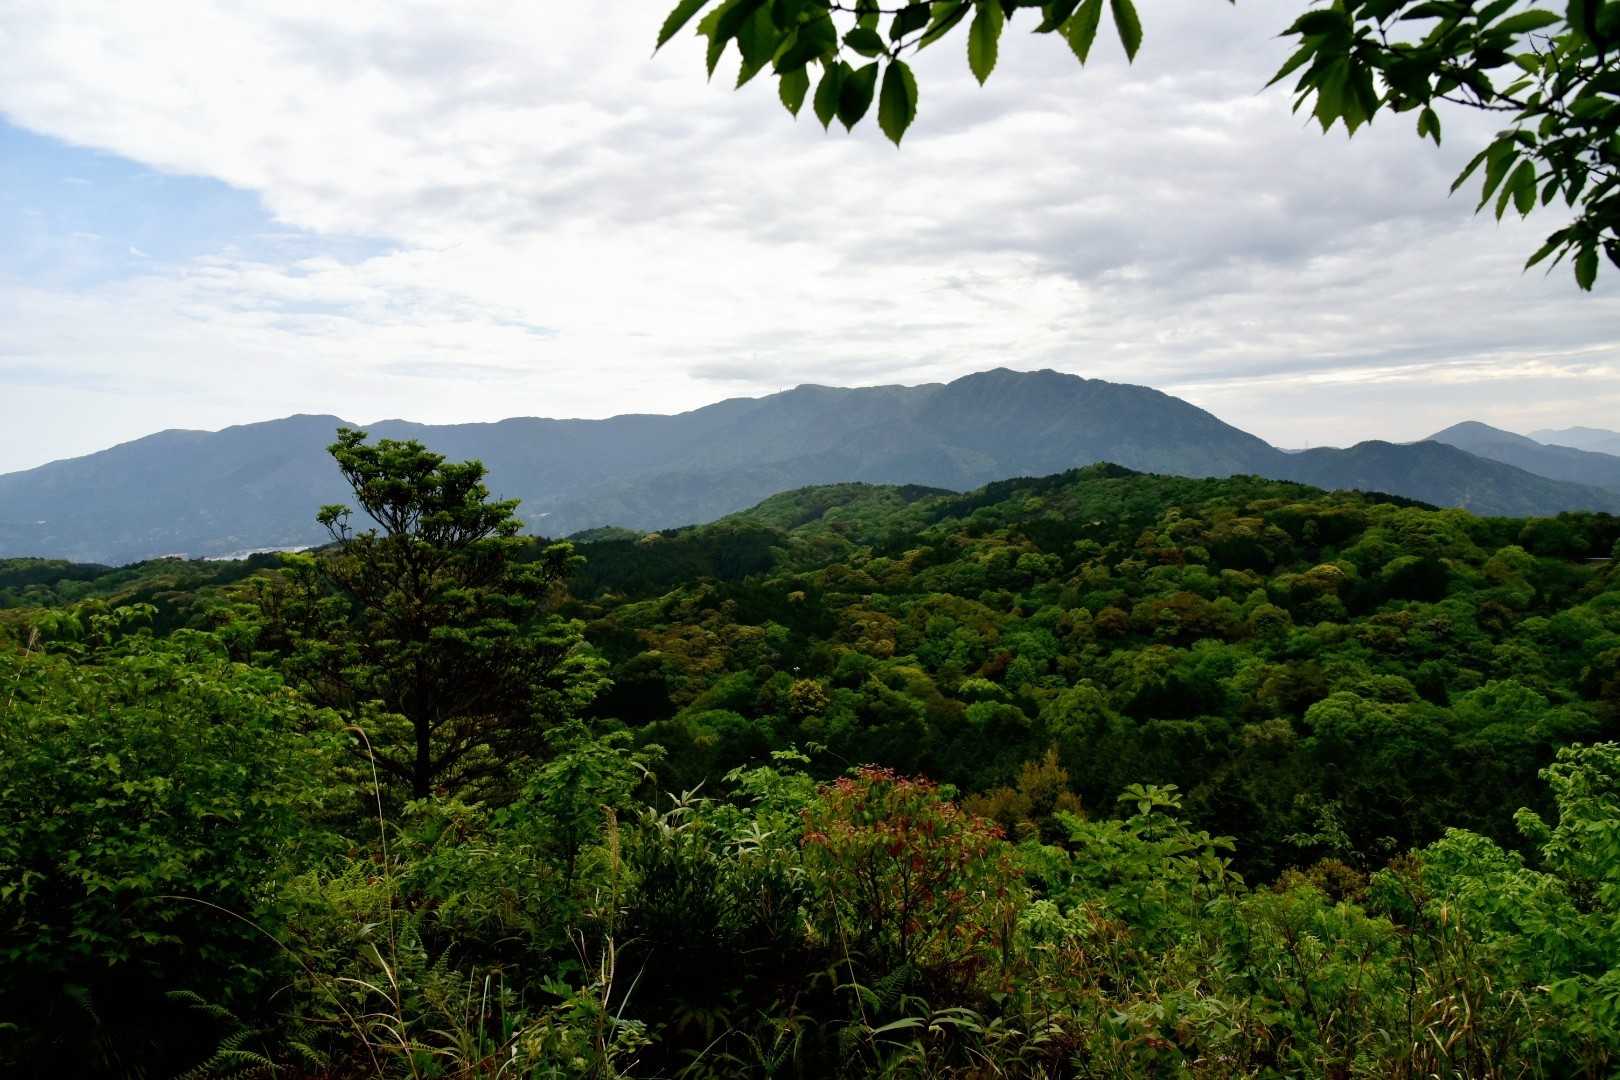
[1427,421,1620,492]
[1529,427,1620,456]
[4,369,1620,565]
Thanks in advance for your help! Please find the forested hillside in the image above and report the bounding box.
[4,444,1620,1077]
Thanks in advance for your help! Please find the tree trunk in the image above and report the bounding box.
[413,716,432,799]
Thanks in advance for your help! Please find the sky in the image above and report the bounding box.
[1,0,1617,474]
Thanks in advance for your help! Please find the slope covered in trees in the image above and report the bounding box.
[4,445,1620,1076]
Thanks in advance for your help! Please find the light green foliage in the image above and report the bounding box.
[0,628,344,1072]
[513,720,662,882]
[1048,783,1239,933]
[1369,743,1620,1070]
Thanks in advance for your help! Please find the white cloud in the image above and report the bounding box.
[0,0,1616,472]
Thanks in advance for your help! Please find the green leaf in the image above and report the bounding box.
[968,0,1004,84]
[1267,39,1319,88]
[779,66,811,115]
[657,0,713,51]
[1451,144,1492,193]
[878,59,919,145]
[1524,235,1563,270]
[1110,0,1142,61]
[1417,106,1441,145]
[1064,0,1104,63]
[890,2,932,40]
[1508,159,1537,216]
[1400,1,1462,19]
[776,12,838,71]
[1035,0,1082,32]
[736,5,782,69]
[844,26,888,57]
[1312,56,1351,132]
[1494,169,1517,219]
[813,61,846,129]
[699,0,762,77]
[1575,243,1597,290]
[736,56,768,87]
[1493,9,1563,34]
[838,60,880,129]
[1291,9,1349,36]
[918,1,971,49]
[1030,0,1082,31]
[1476,139,1520,211]
[869,1017,927,1034]
[1567,0,1594,43]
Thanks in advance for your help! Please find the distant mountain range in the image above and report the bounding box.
[1529,426,1620,456]
[4,368,1620,564]
[1428,421,1620,492]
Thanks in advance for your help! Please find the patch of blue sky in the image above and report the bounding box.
[0,120,387,289]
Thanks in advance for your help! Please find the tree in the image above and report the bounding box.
[291,428,602,799]
[0,629,344,1072]
[658,0,1619,289]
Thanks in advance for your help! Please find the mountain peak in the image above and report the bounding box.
[1427,419,1620,494]
[1426,421,1539,448]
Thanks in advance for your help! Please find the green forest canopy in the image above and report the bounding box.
[4,433,1620,1075]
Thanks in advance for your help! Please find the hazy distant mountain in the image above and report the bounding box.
[1428,421,1620,493]
[4,369,1617,564]
[1530,426,1620,456]
[1274,438,1620,518]
[0,414,355,565]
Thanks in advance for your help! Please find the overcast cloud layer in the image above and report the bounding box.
[1,0,1617,474]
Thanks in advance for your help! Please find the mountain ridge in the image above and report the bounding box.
[5,369,1618,564]
[1530,425,1620,456]
[1427,420,1620,494]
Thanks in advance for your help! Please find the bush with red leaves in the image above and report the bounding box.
[800,766,1025,992]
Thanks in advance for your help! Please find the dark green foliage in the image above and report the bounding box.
[570,467,1620,874]
[8,451,1620,1076]
[568,521,782,599]
[280,428,605,799]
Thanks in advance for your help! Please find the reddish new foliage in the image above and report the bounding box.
[800,766,1025,990]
